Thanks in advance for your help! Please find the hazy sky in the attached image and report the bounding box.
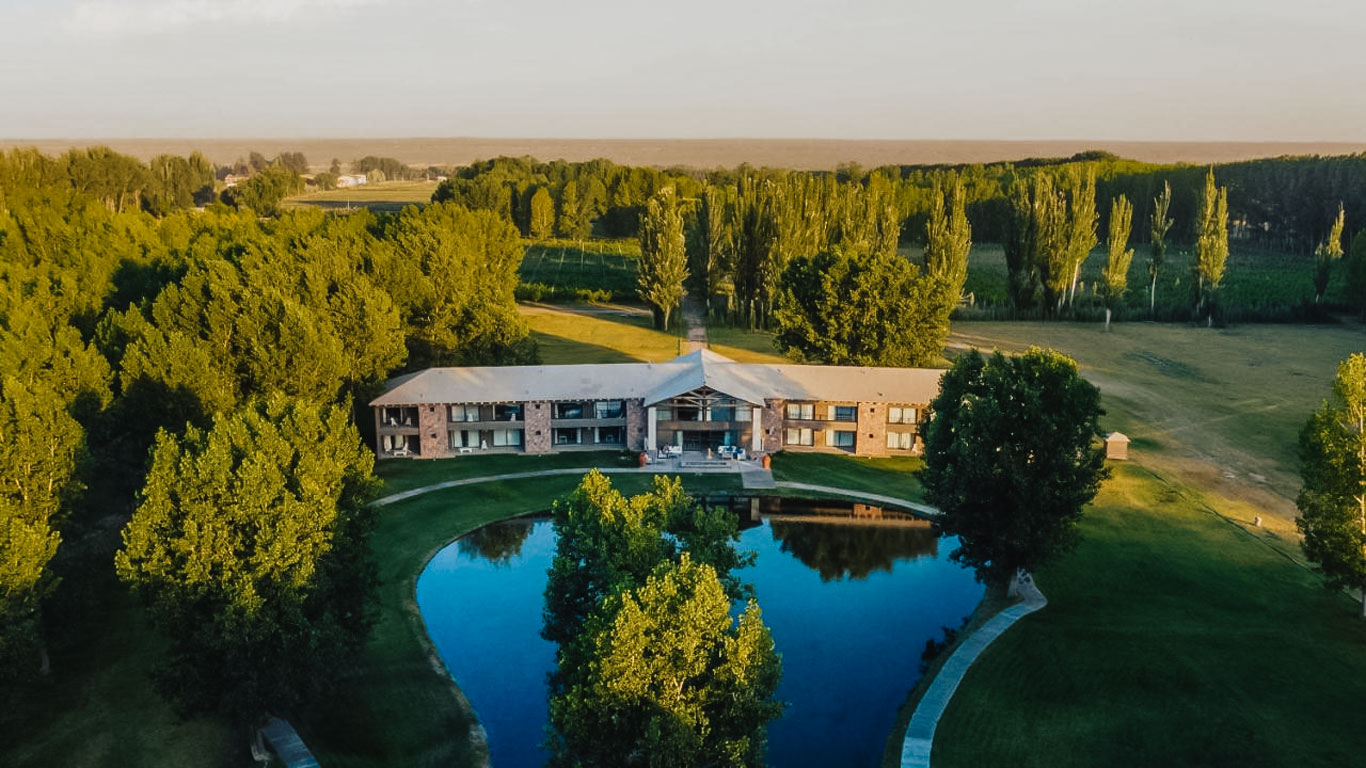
[1,0,1364,140]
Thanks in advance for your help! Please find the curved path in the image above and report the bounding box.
[899,573,1048,768]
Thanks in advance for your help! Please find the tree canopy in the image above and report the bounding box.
[921,347,1108,585]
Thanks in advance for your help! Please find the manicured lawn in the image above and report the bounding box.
[303,471,745,767]
[931,463,1366,768]
[704,325,789,363]
[770,452,925,503]
[373,450,638,496]
[521,304,687,363]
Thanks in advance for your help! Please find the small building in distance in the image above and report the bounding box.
[369,349,942,460]
[336,174,368,188]
[1105,432,1131,460]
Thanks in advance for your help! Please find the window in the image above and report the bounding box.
[676,406,701,421]
[888,407,902,424]
[709,406,735,422]
[597,426,624,444]
[553,403,584,419]
[785,403,815,420]
[831,430,855,448]
[833,406,857,422]
[655,407,672,421]
[449,405,481,422]
[886,432,899,450]
[494,404,522,421]
[492,429,523,447]
[888,431,915,450]
[736,407,752,422]
[785,427,814,446]
[888,407,918,425]
[594,400,625,419]
[553,427,581,445]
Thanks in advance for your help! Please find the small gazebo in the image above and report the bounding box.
[1105,432,1130,461]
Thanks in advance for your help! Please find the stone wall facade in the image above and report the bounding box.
[625,399,647,452]
[524,400,552,455]
[855,401,889,458]
[759,400,785,454]
[418,404,451,459]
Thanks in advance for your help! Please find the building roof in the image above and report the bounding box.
[370,350,943,408]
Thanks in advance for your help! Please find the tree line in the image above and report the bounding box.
[0,147,532,734]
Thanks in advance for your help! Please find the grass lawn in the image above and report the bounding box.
[770,452,925,503]
[283,180,438,212]
[931,463,1366,767]
[521,303,688,363]
[704,325,789,363]
[373,450,639,496]
[303,470,746,767]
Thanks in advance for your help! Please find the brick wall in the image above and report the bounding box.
[625,399,646,452]
[760,401,784,453]
[525,400,552,454]
[418,404,451,459]
[856,401,889,457]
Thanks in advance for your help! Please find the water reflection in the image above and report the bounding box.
[457,518,536,564]
[419,495,984,768]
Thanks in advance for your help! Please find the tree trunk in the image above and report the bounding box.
[39,645,50,676]
[1360,588,1366,619]
[1150,274,1157,318]
[1105,307,1112,332]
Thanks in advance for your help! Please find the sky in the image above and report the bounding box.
[1,0,1364,140]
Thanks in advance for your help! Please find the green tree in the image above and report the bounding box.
[221,166,304,216]
[115,395,379,722]
[774,246,953,367]
[1346,229,1366,317]
[921,347,1108,586]
[557,180,588,239]
[1313,204,1346,303]
[1100,194,1134,329]
[547,554,782,768]
[1062,167,1098,307]
[530,187,555,241]
[637,190,688,330]
[1147,182,1174,317]
[1193,167,1229,324]
[1297,354,1366,617]
[923,172,971,303]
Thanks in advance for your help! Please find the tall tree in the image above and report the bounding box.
[636,190,688,330]
[920,347,1108,586]
[1346,229,1366,318]
[1298,354,1366,618]
[1313,203,1346,303]
[116,395,379,723]
[546,555,782,768]
[1062,167,1099,307]
[1147,182,1174,317]
[1193,167,1229,325]
[556,180,587,239]
[529,187,555,241]
[1100,195,1134,330]
[923,173,972,303]
[775,246,954,367]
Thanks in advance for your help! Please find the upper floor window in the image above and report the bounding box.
[833,406,857,422]
[888,406,918,425]
[594,400,625,419]
[785,403,815,420]
[553,402,585,419]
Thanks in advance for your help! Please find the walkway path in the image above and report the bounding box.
[899,573,1048,768]
[680,296,708,353]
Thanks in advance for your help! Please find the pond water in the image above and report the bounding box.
[416,496,984,767]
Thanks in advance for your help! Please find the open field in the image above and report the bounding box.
[519,238,640,300]
[932,463,1366,767]
[521,303,687,363]
[283,180,438,213]
[935,242,1344,316]
[5,138,1364,170]
[947,321,1363,545]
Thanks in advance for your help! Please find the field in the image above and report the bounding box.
[942,242,1342,317]
[518,238,640,301]
[932,463,1366,767]
[521,302,788,364]
[6,138,1364,171]
[283,180,438,213]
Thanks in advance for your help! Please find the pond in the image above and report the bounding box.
[416,496,984,767]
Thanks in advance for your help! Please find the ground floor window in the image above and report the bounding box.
[553,427,581,445]
[886,431,915,450]
[492,429,523,447]
[786,427,814,446]
[831,430,855,448]
[597,426,624,444]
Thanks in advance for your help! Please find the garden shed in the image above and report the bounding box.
[1105,432,1130,460]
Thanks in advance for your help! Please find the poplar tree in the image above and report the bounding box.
[1194,167,1229,324]
[529,187,554,241]
[556,180,586,239]
[924,173,972,303]
[1313,204,1346,303]
[1147,182,1174,317]
[637,190,688,330]
[1063,167,1099,308]
[116,395,379,722]
[1297,354,1366,618]
[1101,195,1134,329]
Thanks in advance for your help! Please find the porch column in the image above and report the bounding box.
[751,407,763,452]
[647,406,657,450]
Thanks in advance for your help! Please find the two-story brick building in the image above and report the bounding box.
[370,349,941,460]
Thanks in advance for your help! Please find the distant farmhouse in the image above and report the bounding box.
[369,350,941,459]
[336,174,368,188]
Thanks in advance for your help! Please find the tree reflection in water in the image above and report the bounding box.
[458,518,536,564]
[768,518,939,581]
